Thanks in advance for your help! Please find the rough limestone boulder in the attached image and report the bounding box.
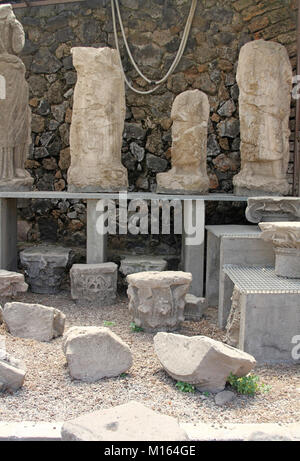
[62,326,132,382]
[0,270,28,298]
[61,401,189,441]
[154,333,256,393]
[3,302,65,342]
[0,347,26,392]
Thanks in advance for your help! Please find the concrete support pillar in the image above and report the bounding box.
[182,200,205,297]
[0,198,17,271]
[86,199,107,264]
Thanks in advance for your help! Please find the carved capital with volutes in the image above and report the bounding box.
[259,222,300,249]
[246,197,300,223]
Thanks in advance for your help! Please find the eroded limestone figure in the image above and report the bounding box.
[156,89,210,194]
[233,40,292,196]
[0,4,33,190]
[67,47,128,192]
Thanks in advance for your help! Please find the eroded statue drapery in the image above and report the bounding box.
[67,47,128,192]
[233,39,292,197]
[156,89,210,194]
[0,4,33,190]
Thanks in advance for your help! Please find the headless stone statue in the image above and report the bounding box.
[0,4,33,191]
[67,47,128,192]
[156,89,210,194]
[233,40,292,196]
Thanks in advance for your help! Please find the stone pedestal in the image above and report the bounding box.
[67,47,128,192]
[233,40,292,196]
[70,263,118,306]
[127,271,192,332]
[205,225,260,307]
[246,197,300,223]
[157,90,209,194]
[0,5,33,191]
[20,245,71,293]
[259,222,300,278]
[223,265,300,363]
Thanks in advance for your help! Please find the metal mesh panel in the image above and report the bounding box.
[223,265,300,294]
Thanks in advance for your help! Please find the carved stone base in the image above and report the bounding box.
[127,271,192,332]
[234,174,290,197]
[0,177,33,192]
[70,263,118,306]
[68,167,128,193]
[156,172,209,195]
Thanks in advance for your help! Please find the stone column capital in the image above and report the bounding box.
[246,197,300,223]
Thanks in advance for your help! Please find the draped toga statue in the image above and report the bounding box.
[233,39,292,196]
[0,4,33,190]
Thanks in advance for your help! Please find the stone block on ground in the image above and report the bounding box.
[0,338,26,392]
[62,326,132,382]
[119,256,167,277]
[20,245,72,294]
[70,263,118,306]
[3,302,65,342]
[61,401,188,441]
[184,294,207,321]
[154,333,256,393]
[0,270,28,298]
[127,271,192,332]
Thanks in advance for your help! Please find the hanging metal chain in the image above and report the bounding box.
[111,0,198,95]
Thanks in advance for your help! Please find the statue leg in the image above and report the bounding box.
[14,144,31,178]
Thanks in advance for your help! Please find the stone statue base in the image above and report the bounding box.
[156,172,209,195]
[0,177,33,192]
[67,166,128,193]
[234,173,289,197]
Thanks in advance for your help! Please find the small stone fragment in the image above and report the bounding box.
[184,294,208,321]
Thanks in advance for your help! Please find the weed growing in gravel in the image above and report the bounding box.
[227,373,271,396]
[103,321,116,327]
[175,381,196,393]
[130,322,144,332]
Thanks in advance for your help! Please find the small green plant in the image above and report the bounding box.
[175,381,196,393]
[120,372,128,378]
[227,373,271,396]
[130,322,144,332]
[203,391,210,398]
[103,321,116,327]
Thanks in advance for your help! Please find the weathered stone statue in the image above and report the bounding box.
[0,4,33,190]
[156,89,210,194]
[233,40,292,196]
[67,47,128,192]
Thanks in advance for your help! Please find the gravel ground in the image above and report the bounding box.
[0,291,299,425]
